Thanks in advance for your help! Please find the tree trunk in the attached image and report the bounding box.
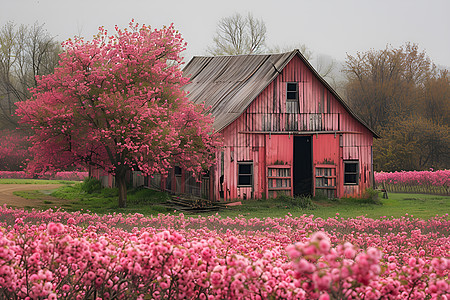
[116,173,127,208]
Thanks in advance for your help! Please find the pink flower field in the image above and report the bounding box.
[0,207,448,299]
[0,171,88,181]
[375,170,449,195]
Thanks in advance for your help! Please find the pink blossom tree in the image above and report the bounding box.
[16,21,221,207]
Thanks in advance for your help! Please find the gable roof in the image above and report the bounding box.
[182,49,379,137]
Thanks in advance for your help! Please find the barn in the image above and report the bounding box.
[93,50,378,201]
[156,49,378,201]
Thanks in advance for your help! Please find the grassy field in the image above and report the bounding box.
[12,182,172,215]
[219,193,449,219]
[7,179,449,219]
[0,178,78,184]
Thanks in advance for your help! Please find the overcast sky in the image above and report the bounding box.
[2,0,449,67]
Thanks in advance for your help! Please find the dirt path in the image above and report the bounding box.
[0,184,68,208]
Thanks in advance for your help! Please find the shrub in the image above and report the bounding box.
[362,188,381,204]
[275,194,315,209]
[80,177,102,194]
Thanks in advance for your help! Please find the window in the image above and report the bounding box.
[344,161,359,185]
[174,166,182,176]
[287,82,298,101]
[238,162,253,187]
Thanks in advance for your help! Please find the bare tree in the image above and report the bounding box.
[0,22,61,128]
[269,43,313,60]
[269,43,338,88]
[342,44,436,131]
[207,13,267,55]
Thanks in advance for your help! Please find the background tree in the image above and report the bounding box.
[0,22,61,128]
[343,43,436,131]
[208,13,340,88]
[269,43,313,60]
[374,116,449,171]
[344,43,449,171]
[421,69,449,125]
[207,13,267,55]
[270,44,338,88]
[17,22,222,208]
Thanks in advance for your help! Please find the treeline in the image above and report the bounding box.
[0,22,61,170]
[0,22,61,129]
[343,43,449,171]
[0,22,448,172]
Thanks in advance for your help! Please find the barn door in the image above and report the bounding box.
[293,136,312,196]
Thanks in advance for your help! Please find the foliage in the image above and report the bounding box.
[375,170,449,195]
[0,130,31,171]
[344,43,449,171]
[0,171,87,181]
[344,43,436,132]
[421,69,450,125]
[0,22,61,128]
[362,188,381,204]
[16,21,222,208]
[80,177,102,194]
[49,183,172,215]
[275,194,316,209]
[0,208,448,299]
[374,116,449,171]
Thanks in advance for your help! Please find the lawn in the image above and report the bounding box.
[8,178,449,219]
[213,193,449,219]
[0,178,78,184]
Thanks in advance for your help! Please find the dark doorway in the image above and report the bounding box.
[293,136,312,196]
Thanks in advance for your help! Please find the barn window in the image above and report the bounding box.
[238,162,253,187]
[286,82,298,101]
[344,160,359,185]
[174,166,182,176]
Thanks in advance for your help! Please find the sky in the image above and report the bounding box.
[2,0,450,68]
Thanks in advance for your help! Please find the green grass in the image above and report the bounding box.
[13,190,48,199]
[0,178,77,184]
[216,193,449,219]
[9,179,449,219]
[50,182,173,215]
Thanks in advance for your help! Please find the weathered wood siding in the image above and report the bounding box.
[216,56,373,200]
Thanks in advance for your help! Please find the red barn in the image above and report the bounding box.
[172,49,378,200]
[94,50,378,200]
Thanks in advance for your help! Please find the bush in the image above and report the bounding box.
[276,194,315,209]
[80,177,102,194]
[363,188,381,204]
[342,188,382,205]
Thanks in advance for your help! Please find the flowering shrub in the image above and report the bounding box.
[375,170,450,195]
[0,171,87,181]
[0,130,31,171]
[0,208,448,299]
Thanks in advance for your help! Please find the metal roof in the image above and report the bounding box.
[182,50,379,137]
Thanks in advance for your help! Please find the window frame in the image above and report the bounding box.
[286,82,299,102]
[343,160,359,185]
[237,162,253,187]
